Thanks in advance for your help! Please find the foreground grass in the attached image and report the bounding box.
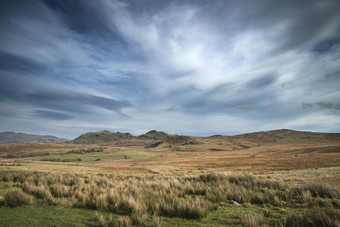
[0,206,103,226]
[0,170,340,226]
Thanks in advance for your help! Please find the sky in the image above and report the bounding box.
[0,0,340,139]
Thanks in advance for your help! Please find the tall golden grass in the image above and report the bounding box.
[1,171,340,225]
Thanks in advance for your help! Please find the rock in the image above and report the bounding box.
[227,200,240,206]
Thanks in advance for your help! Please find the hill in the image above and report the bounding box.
[233,129,340,143]
[72,129,340,145]
[72,130,191,144]
[72,130,136,144]
[139,130,191,143]
[138,130,169,140]
[0,132,68,144]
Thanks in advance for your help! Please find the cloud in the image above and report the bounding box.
[24,91,131,115]
[247,75,277,89]
[34,110,73,120]
[313,37,340,53]
[316,102,333,109]
[302,103,313,109]
[0,0,339,138]
[0,51,48,73]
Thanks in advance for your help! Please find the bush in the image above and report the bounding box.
[3,189,32,207]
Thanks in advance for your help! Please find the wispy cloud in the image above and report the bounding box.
[0,0,339,138]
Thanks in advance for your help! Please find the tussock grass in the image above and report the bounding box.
[1,171,340,226]
[280,204,340,227]
[3,188,33,207]
[115,216,132,227]
[238,210,264,227]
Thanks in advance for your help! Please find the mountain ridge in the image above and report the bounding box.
[0,131,68,144]
[2,129,340,145]
[72,130,191,144]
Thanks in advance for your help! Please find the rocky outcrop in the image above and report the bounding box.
[73,130,135,144]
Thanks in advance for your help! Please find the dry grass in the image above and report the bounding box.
[280,204,340,227]
[238,210,264,227]
[1,170,340,226]
[3,188,33,207]
[1,136,340,179]
[1,134,340,226]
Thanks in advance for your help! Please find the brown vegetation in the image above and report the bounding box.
[1,129,340,225]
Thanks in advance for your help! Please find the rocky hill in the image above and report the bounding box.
[0,132,68,144]
[71,129,340,145]
[73,130,136,144]
[72,130,191,144]
[139,130,190,143]
[138,130,169,140]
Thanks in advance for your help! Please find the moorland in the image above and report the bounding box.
[0,129,340,226]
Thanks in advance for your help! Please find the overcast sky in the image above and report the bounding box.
[0,0,340,139]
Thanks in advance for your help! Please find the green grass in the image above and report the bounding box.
[0,206,104,227]
[0,181,19,195]
[0,203,322,227]
[19,150,157,163]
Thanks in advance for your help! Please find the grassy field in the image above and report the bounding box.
[0,170,339,226]
[0,134,340,226]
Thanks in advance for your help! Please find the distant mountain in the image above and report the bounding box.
[73,130,136,144]
[72,130,191,144]
[139,130,191,142]
[0,132,68,144]
[138,130,170,140]
[72,129,340,145]
[233,129,340,143]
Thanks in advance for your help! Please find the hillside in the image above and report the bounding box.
[139,130,190,142]
[72,130,191,144]
[233,129,340,143]
[0,132,68,144]
[72,130,136,144]
[138,130,169,140]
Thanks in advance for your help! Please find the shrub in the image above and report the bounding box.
[3,189,33,207]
